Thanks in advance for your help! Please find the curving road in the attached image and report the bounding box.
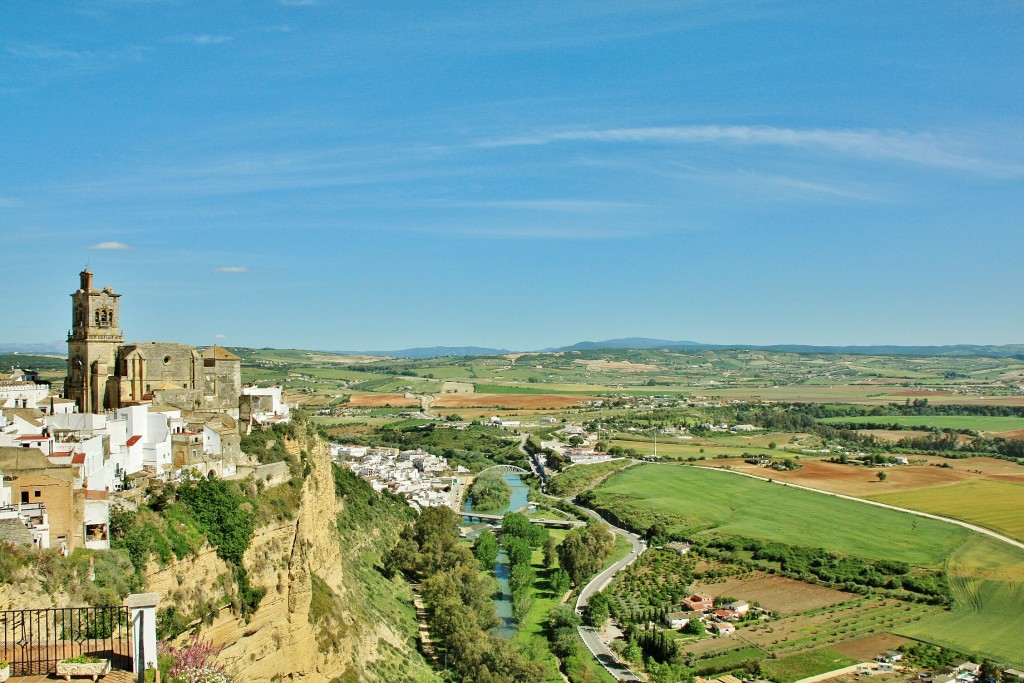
[688,464,1024,552]
[573,505,647,682]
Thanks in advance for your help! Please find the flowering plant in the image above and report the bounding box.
[164,634,234,683]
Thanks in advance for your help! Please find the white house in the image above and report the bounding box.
[242,385,291,426]
[663,610,700,630]
[0,373,51,410]
[710,621,735,636]
[725,600,749,614]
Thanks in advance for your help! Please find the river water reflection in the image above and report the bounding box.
[462,473,530,638]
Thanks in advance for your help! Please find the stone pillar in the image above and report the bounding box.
[125,592,160,683]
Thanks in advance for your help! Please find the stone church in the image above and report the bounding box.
[65,269,241,419]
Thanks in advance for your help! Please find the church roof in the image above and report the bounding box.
[201,345,240,361]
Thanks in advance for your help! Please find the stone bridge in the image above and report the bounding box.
[461,512,585,528]
[476,464,529,476]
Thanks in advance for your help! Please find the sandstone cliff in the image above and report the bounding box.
[147,428,439,682]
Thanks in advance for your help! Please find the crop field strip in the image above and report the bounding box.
[869,479,1024,542]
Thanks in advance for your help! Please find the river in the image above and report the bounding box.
[462,472,530,638]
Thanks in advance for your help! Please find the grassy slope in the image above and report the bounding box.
[593,464,1024,666]
[869,479,1024,542]
[593,464,968,566]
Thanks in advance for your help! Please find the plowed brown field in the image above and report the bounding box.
[727,456,1024,496]
[689,572,856,614]
[832,634,911,660]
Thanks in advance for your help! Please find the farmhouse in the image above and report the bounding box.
[724,600,749,614]
[682,593,714,611]
[709,621,735,636]
[663,610,701,630]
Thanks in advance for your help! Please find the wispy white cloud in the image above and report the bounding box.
[191,34,233,45]
[214,266,248,273]
[90,241,130,250]
[214,334,226,339]
[427,199,643,213]
[475,125,1024,177]
[6,44,83,60]
[402,219,659,240]
[6,43,148,63]
[672,168,880,203]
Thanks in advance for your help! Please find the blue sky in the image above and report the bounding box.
[2,1,1022,351]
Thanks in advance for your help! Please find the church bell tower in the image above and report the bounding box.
[65,269,125,413]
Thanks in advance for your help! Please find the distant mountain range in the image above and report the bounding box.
[6,339,1023,361]
[335,345,513,359]
[0,341,66,355]
[340,339,1024,359]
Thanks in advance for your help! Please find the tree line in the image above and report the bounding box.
[386,507,544,683]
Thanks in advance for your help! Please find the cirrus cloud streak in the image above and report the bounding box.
[475,125,1023,177]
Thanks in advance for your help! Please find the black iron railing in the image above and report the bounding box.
[0,606,132,676]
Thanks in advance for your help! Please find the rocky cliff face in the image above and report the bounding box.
[148,429,438,682]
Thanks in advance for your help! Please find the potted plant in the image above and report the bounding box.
[0,658,10,683]
[56,655,111,681]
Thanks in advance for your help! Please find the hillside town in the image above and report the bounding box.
[0,271,291,554]
[330,443,469,511]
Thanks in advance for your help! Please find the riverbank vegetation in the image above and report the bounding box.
[546,459,633,498]
[468,471,512,513]
[389,507,544,683]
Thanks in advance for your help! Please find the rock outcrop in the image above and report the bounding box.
[147,429,437,682]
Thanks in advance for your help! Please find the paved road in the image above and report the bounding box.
[518,433,550,485]
[690,464,1024,552]
[574,505,647,682]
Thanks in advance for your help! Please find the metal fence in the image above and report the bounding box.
[0,606,133,676]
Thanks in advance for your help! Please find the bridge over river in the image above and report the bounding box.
[462,511,585,527]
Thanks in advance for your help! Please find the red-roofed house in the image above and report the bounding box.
[682,594,714,611]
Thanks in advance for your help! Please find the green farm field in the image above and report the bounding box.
[610,437,782,460]
[592,464,1024,664]
[593,464,969,565]
[869,479,1024,542]
[897,535,1024,667]
[762,648,856,683]
[819,415,1024,433]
